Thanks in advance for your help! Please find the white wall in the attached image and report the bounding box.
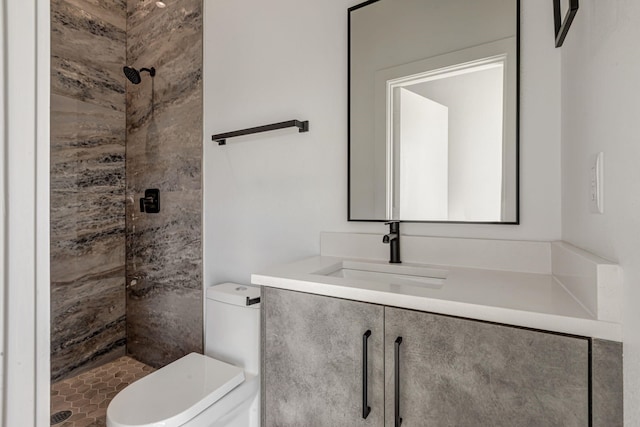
[203,0,562,286]
[560,2,640,424]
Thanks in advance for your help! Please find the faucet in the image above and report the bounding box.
[382,221,401,264]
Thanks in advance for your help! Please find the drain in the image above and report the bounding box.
[51,410,72,425]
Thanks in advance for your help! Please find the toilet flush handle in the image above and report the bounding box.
[246,296,261,306]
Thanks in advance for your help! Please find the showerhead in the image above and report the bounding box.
[123,66,141,84]
[123,66,156,85]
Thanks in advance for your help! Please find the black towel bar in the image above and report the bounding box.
[212,119,309,145]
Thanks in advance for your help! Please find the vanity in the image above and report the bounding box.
[252,0,623,424]
[253,233,623,427]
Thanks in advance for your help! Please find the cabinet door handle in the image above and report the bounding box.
[362,330,372,419]
[395,336,403,427]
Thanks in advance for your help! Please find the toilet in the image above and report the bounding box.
[106,283,261,427]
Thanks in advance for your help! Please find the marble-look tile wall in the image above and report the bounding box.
[125,0,203,367]
[50,0,127,381]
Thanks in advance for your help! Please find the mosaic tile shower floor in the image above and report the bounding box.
[50,356,154,426]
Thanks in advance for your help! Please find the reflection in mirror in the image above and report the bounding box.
[349,0,519,223]
[391,55,507,221]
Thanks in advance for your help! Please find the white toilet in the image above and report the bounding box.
[106,283,261,427]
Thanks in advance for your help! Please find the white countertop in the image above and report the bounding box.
[251,256,622,341]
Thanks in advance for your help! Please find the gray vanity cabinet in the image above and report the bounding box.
[263,288,619,426]
[262,287,385,427]
[384,307,589,426]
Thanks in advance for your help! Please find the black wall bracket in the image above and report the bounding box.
[554,0,579,48]
[212,119,309,145]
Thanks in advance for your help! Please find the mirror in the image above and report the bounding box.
[349,0,519,223]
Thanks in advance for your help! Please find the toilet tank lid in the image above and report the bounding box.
[207,283,261,308]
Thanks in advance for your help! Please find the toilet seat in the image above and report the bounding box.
[107,353,245,427]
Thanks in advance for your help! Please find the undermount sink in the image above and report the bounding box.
[315,260,447,289]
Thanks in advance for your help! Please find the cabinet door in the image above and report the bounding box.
[263,287,384,427]
[385,307,589,426]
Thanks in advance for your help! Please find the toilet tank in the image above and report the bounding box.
[205,283,261,376]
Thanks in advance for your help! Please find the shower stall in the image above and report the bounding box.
[49,0,203,423]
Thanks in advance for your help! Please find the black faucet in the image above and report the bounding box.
[382,221,401,264]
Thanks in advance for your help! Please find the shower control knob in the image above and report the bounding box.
[139,189,160,213]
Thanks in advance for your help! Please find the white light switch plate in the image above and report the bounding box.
[589,152,604,214]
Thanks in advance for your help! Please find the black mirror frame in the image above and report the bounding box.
[554,0,579,48]
[347,0,520,224]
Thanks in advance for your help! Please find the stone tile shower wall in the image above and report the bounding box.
[125,0,203,367]
[50,0,127,381]
[51,0,203,380]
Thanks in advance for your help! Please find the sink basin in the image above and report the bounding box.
[316,260,447,289]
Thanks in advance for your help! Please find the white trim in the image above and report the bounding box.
[2,0,50,425]
[0,0,6,420]
[386,55,507,89]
